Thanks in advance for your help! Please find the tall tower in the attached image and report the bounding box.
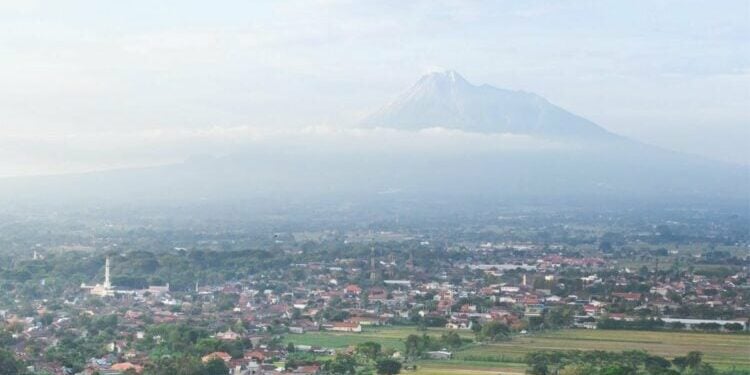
[369,246,379,281]
[104,257,111,288]
[89,256,115,297]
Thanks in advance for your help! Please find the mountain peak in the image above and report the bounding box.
[419,70,468,85]
[362,71,615,140]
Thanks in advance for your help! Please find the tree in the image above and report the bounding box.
[144,356,204,375]
[546,306,575,328]
[285,352,316,370]
[39,313,54,327]
[440,331,463,349]
[690,364,717,375]
[376,359,402,375]
[724,323,744,332]
[524,350,679,375]
[204,358,229,375]
[668,321,685,330]
[356,341,382,361]
[695,323,721,332]
[478,321,510,342]
[195,338,222,355]
[404,335,421,359]
[421,316,447,327]
[528,362,549,375]
[674,351,703,371]
[324,354,356,374]
[685,351,703,369]
[644,355,672,373]
[292,308,302,320]
[673,356,688,371]
[0,349,23,375]
[600,365,634,375]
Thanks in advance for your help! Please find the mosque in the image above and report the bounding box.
[81,257,115,297]
[81,256,171,297]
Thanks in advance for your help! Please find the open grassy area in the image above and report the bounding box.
[285,326,473,351]
[408,360,526,375]
[459,330,750,370]
[285,326,750,371]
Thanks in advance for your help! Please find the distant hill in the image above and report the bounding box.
[363,70,616,140]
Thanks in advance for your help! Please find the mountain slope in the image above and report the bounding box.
[0,135,745,209]
[363,70,616,140]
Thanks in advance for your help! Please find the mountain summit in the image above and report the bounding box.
[363,70,615,139]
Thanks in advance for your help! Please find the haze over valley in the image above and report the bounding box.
[0,3,748,375]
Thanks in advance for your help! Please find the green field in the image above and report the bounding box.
[286,326,750,373]
[458,330,750,370]
[285,326,474,351]
[409,360,527,375]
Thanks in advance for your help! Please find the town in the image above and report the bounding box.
[0,207,747,375]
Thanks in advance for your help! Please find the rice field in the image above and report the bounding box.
[285,326,472,350]
[459,330,750,370]
[285,326,750,371]
[408,360,526,375]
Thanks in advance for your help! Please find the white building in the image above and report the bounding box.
[81,257,115,297]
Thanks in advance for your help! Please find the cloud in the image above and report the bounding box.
[0,125,565,177]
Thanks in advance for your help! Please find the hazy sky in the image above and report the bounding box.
[0,0,748,176]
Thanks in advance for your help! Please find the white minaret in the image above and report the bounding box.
[522,274,527,286]
[87,256,114,296]
[104,257,111,288]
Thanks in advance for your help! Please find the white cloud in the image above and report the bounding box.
[0,125,565,177]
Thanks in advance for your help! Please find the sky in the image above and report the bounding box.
[0,0,748,176]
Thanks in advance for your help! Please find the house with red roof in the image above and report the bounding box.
[202,351,232,363]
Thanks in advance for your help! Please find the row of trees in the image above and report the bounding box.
[140,357,229,375]
[597,318,746,332]
[525,350,713,375]
[287,341,403,374]
[404,332,467,359]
